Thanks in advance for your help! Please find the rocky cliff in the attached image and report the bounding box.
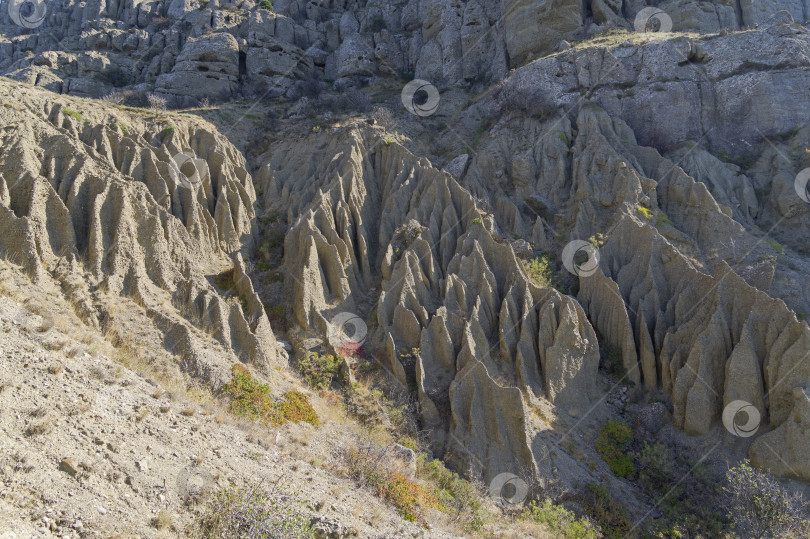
[4,0,809,104]
[3,0,810,535]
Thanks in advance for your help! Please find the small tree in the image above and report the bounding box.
[725,460,810,538]
[102,90,128,105]
[147,93,167,114]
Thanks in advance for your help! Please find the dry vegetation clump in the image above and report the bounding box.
[196,480,314,538]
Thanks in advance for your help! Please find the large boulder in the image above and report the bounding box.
[501,0,582,67]
[155,33,239,106]
[245,38,314,97]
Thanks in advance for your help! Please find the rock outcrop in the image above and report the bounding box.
[4,0,810,492]
[6,0,808,101]
[255,128,600,484]
[0,79,280,389]
[155,32,241,106]
[457,48,810,480]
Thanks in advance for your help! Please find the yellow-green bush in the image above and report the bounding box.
[417,455,483,530]
[223,365,319,427]
[62,108,83,121]
[297,352,342,390]
[523,499,598,538]
[346,448,440,526]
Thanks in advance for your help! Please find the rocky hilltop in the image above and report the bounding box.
[2,0,808,102]
[2,0,810,537]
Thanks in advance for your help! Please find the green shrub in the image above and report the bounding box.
[638,442,674,494]
[367,16,387,33]
[588,233,606,248]
[297,352,342,390]
[159,125,175,140]
[258,0,273,10]
[766,239,784,254]
[595,420,635,478]
[725,460,810,538]
[417,455,482,529]
[276,390,320,426]
[62,108,83,121]
[525,253,562,291]
[523,499,598,538]
[398,436,418,451]
[197,481,313,538]
[263,303,289,330]
[655,212,673,228]
[470,217,483,226]
[635,448,728,537]
[598,337,633,387]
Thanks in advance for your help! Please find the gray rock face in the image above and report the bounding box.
[8,0,806,99]
[502,29,810,155]
[156,33,240,106]
[501,0,583,66]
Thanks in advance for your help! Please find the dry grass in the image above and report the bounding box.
[25,419,52,436]
[47,363,64,375]
[29,406,48,418]
[152,509,173,530]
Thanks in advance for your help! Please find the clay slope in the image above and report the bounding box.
[460,61,810,478]
[257,126,603,488]
[255,46,810,483]
[0,79,282,390]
